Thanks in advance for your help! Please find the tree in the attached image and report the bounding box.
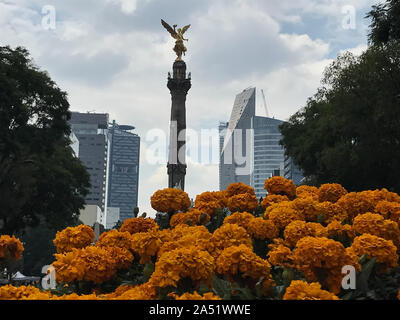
[0,46,90,235]
[280,41,400,192]
[367,0,400,45]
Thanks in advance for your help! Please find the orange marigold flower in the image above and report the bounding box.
[225,182,256,197]
[227,193,259,213]
[53,293,100,300]
[260,194,289,209]
[52,249,85,283]
[0,235,24,261]
[131,229,163,264]
[318,183,347,203]
[150,188,191,213]
[53,225,94,254]
[296,185,319,200]
[53,246,133,284]
[375,200,400,223]
[0,285,51,300]
[377,189,400,203]
[293,237,359,294]
[348,234,399,273]
[120,217,159,234]
[158,226,211,257]
[216,244,271,280]
[326,221,355,240]
[105,282,157,300]
[264,176,296,200]
[105,246,134,270]
[266,203,304,230]
[353,213,400,248]
[170,209,210,228]
[359,189,400,206]
[267,245,294,268]
[170,291,221,300]
[336,192,375,222]
[194,191,227,216]
[223,211,255,230]
[283,280,340,300]
[291,197,323,222]
[79,246,132,284]
[247,218,279,240]
[318,201,348,225]
[283,221,327,247]
[150,246,215,288]
[96,230,133,251]
[208,223,253,257]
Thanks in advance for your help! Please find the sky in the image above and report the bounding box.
[1,0,381,217]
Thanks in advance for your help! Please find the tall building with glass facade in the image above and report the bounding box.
[69,112,109,212]
[107,121,140,222]
[251,116,286,198]
[219,88,303,198]
[284,156,304,186]
[219,87,256,190]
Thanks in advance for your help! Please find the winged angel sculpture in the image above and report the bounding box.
[161,19,191,61]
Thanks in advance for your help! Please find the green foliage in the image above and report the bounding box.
[280,41,400,193]
[205,208,228,233]
[366,0,400,45]
[0,46,90,235]
[17,218,59,276]
[112,220,123,230]
[340,257,400,300]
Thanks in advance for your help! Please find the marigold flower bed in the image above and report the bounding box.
[2,177,400,300]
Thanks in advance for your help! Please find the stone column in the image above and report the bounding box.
[167,60,191,190]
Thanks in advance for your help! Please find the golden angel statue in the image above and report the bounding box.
[161,19,191,61]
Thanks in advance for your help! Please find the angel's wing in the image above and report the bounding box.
[181,24,191,35]
[161,19,178,39]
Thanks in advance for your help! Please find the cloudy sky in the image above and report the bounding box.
[1,0,380,216]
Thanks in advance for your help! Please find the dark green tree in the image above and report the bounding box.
[280,42,400,192]
[0,46,90,235]
[367,0,400,45]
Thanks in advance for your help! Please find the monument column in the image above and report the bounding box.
[167,60,191,190]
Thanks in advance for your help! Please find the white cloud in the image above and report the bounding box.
[106,0,138,14]
[339,43,368,56]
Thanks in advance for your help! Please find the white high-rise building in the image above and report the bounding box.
[219,87,303,198]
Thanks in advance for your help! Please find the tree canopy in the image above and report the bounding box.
[367,0,400,45]
[280,0,400,193]
[0,46,90,235]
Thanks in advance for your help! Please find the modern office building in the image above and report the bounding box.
[79,205,103,227]
[106,207,120,229]
[69,112,110,212]
[219,87,256,190]
[251,116,286,198]
[219,87,303,198]
[284,156,304,186]
[69,132,79,157]
[218,121,228,191]
[107,121,140,221]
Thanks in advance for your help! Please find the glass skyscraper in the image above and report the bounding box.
[219,88,303,199]
[219,87,256,190]
[69,112,109,212]
[107,121,140,222]
[251,116,286,198]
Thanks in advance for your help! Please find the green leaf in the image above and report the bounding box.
[357,258,376,293]
[358,254,367,265]
[211,276,232,300]
[198,283,211,295]
[341,291,354,300]
[232,286,255,300]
